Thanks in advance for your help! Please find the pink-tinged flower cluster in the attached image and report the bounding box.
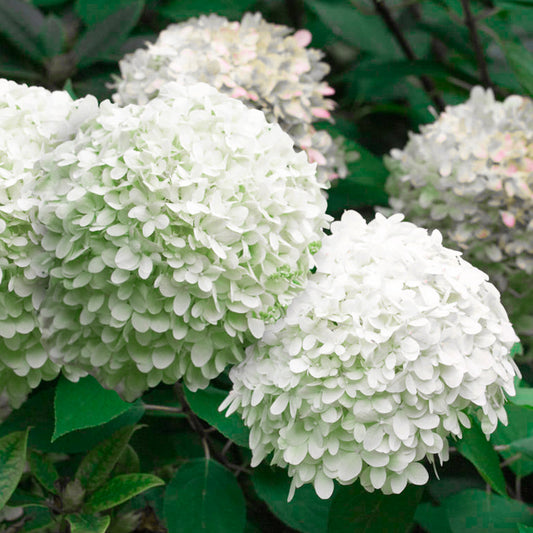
[385,87,533,336]
[222,211,519,500]
[112,13,350,184]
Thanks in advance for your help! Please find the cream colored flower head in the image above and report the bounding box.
[36,82,329,400]
[222,210,519,500]
[112,12,348,184]
[0,79,95,407]
[386,87,533,279]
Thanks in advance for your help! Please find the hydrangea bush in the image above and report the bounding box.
[385,87,533,335]
[112,13,349,184]
[35,82,329,400]
[0,79,94,408]
[221,211,520,499]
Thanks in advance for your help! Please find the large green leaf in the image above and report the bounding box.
[499,40,533,97]
[507,436,533,459]
[54,375,140,441]
[17,507,55,532]
[415,502,453,533]
[66,513,111,533]
[184,385,249,448]
[0,385,144,454]
[325,132,389,214]
[8,489,49,509]
[511,387,533,410]
[327,482,423,533]
[492,404,533,477]
[163,458,246,533]
[0,429,30,509]
[305,0,399,58]
[28,450,59,494]
[75,0,144,26]
[442,489,533,532]
[76,425,140,493]
[0,0,45,63]
[112,444,140,476]
[84,474,164,513]
[38,14,63,57]
[456,420,507,496]
[73,1,143,68]
[251,465,330,533]
[32,0,69,5]
[158,0,257,20]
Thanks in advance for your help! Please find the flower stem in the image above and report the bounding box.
[459,0,492,88]
[370,0,446,112]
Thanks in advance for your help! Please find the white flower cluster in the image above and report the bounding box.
[112,13,349,184]
[385,88,533,333]
[222,211,519,499]
[0,80,93,408]
[36,82,329,400]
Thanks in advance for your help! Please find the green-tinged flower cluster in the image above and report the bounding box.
[222,211,519,500]
[36,82,329,400]
[112,13,350,184]
[385,87,533,336]
[0,79,95,407]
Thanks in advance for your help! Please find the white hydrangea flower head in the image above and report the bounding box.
[112,12,348,184]
[36,82,329,400]
[0,79,96,408]
[385,87,533,333]
[222,211,519,500]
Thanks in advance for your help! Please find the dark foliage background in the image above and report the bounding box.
[0,0,532,532]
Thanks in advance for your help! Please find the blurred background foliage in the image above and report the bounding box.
[1,0,533,532]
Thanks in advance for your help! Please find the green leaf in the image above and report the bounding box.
[84,473,164,513]
[415,502,453,533]
[0,429,30,509]
[327,482,423,533]
[304,0,399,58]
[158,0,256,20]
[73,1,144,68]
[8,489,49,508]
[442,489,533,532]
[456,420,507,496]
[511,342,523,358]
[28,450,59,494]
[32,0,69,5]
[0,63,42,81]
[499,40,533,97]
[251,465,330,533]
[507,435,533,459]
[518,526,533,532]
[66,513,111,533]
[492,404,533,477]
[76,425,141,493]
[0,0,45,63]
[53,375,139,441]
[63,79,77,99]
[38,14,63,57]
[164,458,246,533]
[184,385,250,448]
[17,507,55,532]
[112,444,140,476]
[75,0,144,26]
[325,132,389,214]
[0,386,144,454]
[511,387,533,409]
[354,60,463,81]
